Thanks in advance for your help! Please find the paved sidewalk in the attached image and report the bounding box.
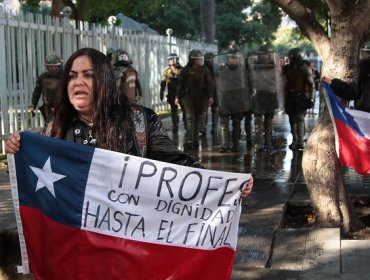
[1,111,370,279]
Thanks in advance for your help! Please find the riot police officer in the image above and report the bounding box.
[106,47,115,64]
[160,53,183,133]
[283,48,315,150]
[31,54,63,121]
[177,49,213,149]
[112,49,143,102]
[249,45,282,150]
[203,52,218,137]
[214,49,252,153]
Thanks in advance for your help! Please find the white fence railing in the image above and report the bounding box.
[0,7,217,148]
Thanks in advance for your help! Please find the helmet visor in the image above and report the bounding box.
[168,57,178,65]
[193,57,204,66]
[118,53,129,62]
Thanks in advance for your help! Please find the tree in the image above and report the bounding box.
[273,27,317,56]
[269,0,370,235]
[22,0,85,20]
[201,0,216,44]
[215,0,251,49]
[244,0,282,48]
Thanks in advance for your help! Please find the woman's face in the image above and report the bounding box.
[67,55,94,116]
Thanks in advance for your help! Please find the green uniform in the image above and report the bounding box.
[177,64,212,148]
[32,69,63,120]
[283,59,314,149]
[160,64,183,132]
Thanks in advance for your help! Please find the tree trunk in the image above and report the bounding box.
[51,0,61,17]
[302,111,364,235]
[200,0,216,44]
[271,0,370,235]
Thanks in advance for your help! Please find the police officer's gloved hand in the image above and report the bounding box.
[160,91,164,101]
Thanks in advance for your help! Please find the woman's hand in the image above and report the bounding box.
[5,131,21,154]
[241,177,253,198]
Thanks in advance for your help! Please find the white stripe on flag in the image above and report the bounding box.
[82,148,249,250]
[7,154,30,274]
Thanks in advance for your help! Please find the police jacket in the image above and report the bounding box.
[160,64,183,96]
[283,60,314,113]
[330,59,370,112]
[32,70,63,108]
[44,106,201,168]
[204,63,217,103]
[176,64,212,100]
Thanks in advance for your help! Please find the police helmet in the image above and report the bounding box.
[167,53,179,64]
[288,48,304,61]
[167,53,178,60]
[204,52,214,61]
[228,48,239,55]
[188,49,203,60]
[226,48,241,60]
[106,48,115,57]
[112,49,132,66]
[45,54,61,66]
[225,49,242,67]
[258,44,273,53]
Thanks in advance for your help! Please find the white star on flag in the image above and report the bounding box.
[30,156,66,198]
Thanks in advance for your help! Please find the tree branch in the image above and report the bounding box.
[269,0,330,57]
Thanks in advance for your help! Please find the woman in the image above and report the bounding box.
[6,48,253,196]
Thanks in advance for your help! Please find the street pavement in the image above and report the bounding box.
[1,107,370,279]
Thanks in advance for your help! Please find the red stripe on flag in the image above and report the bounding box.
[20,206,235,280]
[335,119,370,175]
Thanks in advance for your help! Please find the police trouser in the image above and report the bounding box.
[40,104,53,121]
[178,99,187,129]
[201,102,209,134]
[183,97,206,145]
[168,101,179,131]
[231,113,244,150]
[254,113,274,147]
[244,111,252,144]
[220,112,243,150]
[211,105,219,134]
[288,112,306,145]
[220,114,230,149]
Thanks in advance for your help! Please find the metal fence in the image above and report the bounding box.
[0,7,217,148]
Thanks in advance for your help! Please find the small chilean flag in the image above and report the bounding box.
[8,132,251,280]
[324,82,370,175]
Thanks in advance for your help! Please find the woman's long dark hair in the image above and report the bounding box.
[51,47,131,152]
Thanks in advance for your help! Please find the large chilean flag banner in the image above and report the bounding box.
[324,82,370,175]
[8,131,251,280]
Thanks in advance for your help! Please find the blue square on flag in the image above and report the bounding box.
[15,131,94,228]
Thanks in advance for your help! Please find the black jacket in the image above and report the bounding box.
[331,59,370,112]
[44,106,201,168]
